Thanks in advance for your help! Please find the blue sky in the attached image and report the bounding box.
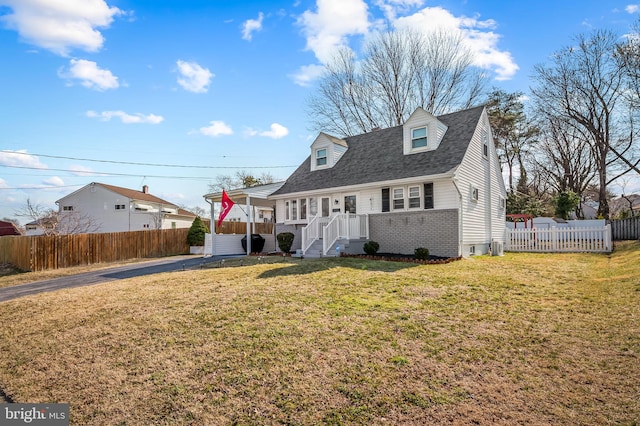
[1,0,639,223]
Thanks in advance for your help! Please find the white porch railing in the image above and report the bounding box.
[322,213,369,256]
[302,215,329,253]
[506,225,612,253]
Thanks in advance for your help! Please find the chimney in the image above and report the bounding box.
[142,185,149,194]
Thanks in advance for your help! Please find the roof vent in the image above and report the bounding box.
[142,185,149,194]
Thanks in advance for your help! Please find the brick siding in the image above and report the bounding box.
[368,209,459,258]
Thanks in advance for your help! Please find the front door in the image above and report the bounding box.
[344,195,356,214]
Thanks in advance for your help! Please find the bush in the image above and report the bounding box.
[414,247,430,260]
[187,217,209,246]
[363,240,380,255]
[277,232,295,253]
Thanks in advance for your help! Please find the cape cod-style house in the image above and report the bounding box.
[269,105,507,258]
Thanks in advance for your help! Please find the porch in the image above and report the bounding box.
[301,213,369,257]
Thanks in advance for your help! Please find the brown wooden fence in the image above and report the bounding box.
[0,228,190,272]
[611,217,640,240]
[214,222,274,235]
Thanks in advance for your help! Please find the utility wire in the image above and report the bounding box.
[0,150,298,169]
[0,164,217,179]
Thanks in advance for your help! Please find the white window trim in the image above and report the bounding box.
[315,148,328,168]
[410,126,428,152]
[482,129,489,160]
[471,186,479,202]
[408,185,421,209]
[392,187,405,210]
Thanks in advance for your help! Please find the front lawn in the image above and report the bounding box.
[0,242,638,425]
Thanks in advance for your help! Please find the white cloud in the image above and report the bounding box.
[67,165,94,177]
[260,123,289,139]
[626,4,639,13]
[199,121,233,137]
[242,12,264,41]
[290,64,326,87]
[375,0,424,21]
[245,123,289,139]
[394,7,519,80]
[59,59,119,90]
[42,176,65,187]
[0,150,47,169]
[298,0,370,64]
[0,0,123,56]
[86,110,164,124]
[176,60,213,93]
[0,178,9,189]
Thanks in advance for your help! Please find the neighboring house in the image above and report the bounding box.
[55,182,197,234]
[224,204,274,223]
[204,181,285,226]
[0,220,21,236]
[269,105,507,258]
[24,217,57,236]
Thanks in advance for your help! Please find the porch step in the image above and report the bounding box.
[302,238,342,258]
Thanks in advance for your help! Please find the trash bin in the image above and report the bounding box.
[241,234,266,253]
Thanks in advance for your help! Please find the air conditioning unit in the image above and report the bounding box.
[491,240,504,256]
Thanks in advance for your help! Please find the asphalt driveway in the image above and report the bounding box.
[0,255,238,303]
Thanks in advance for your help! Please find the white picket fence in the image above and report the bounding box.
[506,225,612,253]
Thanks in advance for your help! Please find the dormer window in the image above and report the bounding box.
[315,148,327,166]
[411,127,427,149]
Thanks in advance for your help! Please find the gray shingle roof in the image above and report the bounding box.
[272,105,485,196]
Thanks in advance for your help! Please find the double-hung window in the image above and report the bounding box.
[411,127,427,149]
[408,186,421,208]
[393,188,404,209]
[316,148,327,166]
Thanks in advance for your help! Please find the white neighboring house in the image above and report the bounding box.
[269,105,507,258]
[223,204,274,223]
[53,182,197,234]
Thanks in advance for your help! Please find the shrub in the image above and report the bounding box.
[363,240,380,255]
[187,217,209,246]
[414,247,430,260]
[277,232,295,253]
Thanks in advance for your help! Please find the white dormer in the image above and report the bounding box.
[402,107,448,155]
[310,132,348,171]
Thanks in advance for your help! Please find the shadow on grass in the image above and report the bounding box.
[256,256,420,278]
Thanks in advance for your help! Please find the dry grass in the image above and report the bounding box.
[0,242,638,425]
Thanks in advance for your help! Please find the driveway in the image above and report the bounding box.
[0,255,239,303]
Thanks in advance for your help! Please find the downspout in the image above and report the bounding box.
[205,196,214,257]
[452,177,464,257]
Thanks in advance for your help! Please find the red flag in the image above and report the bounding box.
[217,190,235,227]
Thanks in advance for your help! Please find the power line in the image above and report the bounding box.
[0,164,216,180]
[0,150,298,169]
[0,184,84,190]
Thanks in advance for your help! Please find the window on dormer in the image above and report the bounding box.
[411,127,427,149]
[316,148,327,166]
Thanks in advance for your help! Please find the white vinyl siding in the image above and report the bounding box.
[453,110,506,248]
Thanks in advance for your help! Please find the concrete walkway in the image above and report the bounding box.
[0,255,239,303]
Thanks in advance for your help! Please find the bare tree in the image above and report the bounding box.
[208,170,277,194]
[308,29,486,137]
[531,29,639,218]
[486,89,539,191]
[16,198,100,235]
[616,17,640,108]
